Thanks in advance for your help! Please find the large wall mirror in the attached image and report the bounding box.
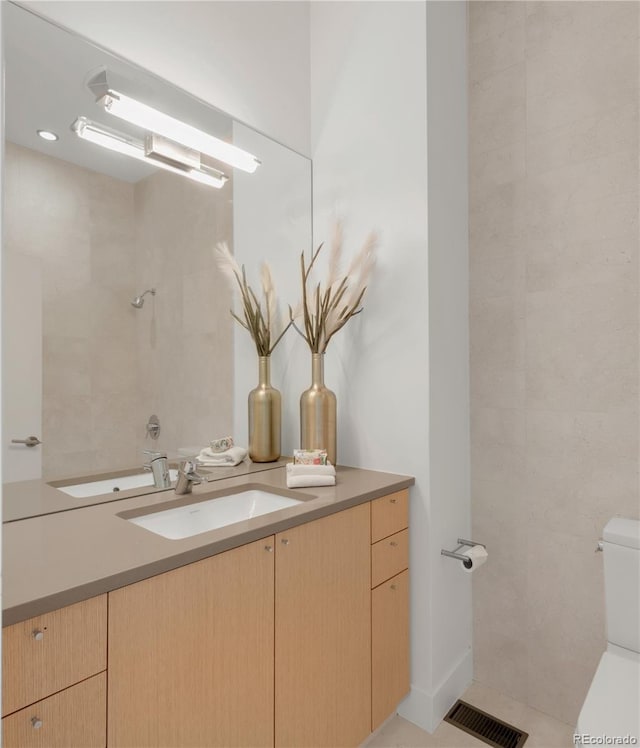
[2,1,312,483]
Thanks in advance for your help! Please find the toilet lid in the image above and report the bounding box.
[577,646,640,740]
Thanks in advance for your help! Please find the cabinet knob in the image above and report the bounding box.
[31,717,43,729]
[281,538,289,546]
[264,545,273,553]
[390,498,397,504]
[390,541,398,547]
[32,629,44,641]
[390,584,397,591]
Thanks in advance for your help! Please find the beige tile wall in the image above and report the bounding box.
[469,1,639,726]
[133,169,233,458]
[4,142,233,478]
[4,142,139,478]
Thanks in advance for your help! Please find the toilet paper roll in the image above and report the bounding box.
[461,545,488,573]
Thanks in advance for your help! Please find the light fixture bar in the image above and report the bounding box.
[71,117,228,189]
[97,90,261,173]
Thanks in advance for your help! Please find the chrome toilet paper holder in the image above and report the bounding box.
[441,538,486,569]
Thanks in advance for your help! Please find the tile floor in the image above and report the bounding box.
[365,682,575,747]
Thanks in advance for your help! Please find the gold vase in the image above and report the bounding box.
[300,353,337,465]
[248,356,281,462]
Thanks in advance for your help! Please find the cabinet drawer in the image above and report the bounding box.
[372,569,410,731]
[371,529,409,588]
[371,490,408,543]
[2,595,107,716]
[2,671,106,748]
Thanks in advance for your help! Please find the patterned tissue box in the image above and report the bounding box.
[209,436,234,453]
[293,449,328,465]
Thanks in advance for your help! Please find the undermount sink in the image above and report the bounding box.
[56,470,179,498]
[126,489,302,540]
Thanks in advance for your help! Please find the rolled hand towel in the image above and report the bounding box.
[285,462,336,487]
[197,446,248,467]
[286,472,336,489]
[286,463,336,478]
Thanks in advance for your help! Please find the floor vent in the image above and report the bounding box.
[444,700,528,748]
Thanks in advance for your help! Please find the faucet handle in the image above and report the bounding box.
[143,449,167,461]
[179,459,204,482]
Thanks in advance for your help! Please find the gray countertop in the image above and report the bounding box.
[2,465,414,626]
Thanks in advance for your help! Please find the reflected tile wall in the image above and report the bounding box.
[469,1,639,726]
[133,170,233,459]
[4,143,139,478]
[4,142,234,478]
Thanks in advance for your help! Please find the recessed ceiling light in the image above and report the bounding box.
[37,129,59,142]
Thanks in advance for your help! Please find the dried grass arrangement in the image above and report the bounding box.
[215,242,292,356]
[291,223,377,353]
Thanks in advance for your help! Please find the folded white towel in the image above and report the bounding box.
[286,472,336,489]
[286,463,336,477]
[197,446,248,467]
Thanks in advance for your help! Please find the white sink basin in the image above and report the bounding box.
[57,470,179,498]
[127,490,302,539]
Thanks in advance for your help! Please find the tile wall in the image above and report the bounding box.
[4,142,233,478]
[469,1,639,725]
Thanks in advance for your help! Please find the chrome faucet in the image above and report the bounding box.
[175,459,205,495]
[143,450,171,489]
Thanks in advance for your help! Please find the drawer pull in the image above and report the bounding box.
[32,629,44,641]
[31,717,43,729]
[264,545,273,553]
[390,541,398,547]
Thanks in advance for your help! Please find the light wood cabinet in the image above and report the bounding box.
[275,503,371,748]
[370,490,410,732]
[371,489,409,542]
[2,672,106,748]
[107,537,275,748]
[4,490,411,748]
[2,594,107,716]
[372,528,409,588]
[372,570,410,730]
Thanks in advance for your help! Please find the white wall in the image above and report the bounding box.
[309,0,470,732]
[21,0,311,157]
[424,0,471,725]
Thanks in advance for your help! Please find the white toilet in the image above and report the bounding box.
[575,517,640,742]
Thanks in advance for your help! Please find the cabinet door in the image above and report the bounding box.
[2,672,106,748]
[2,594,107,716]
[372,569,410,730]
[108,538,275,748]
[275,503,371,748]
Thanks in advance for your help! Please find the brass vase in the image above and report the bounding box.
[248,356,281,462]
[300,353,337,465]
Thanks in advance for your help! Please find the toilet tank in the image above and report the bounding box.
[603,517,640,653]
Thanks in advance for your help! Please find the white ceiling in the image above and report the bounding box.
[4,2,234,183]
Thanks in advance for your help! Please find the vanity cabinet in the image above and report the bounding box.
[1,594,107,748]
[370,489,410,731]
[275,503,371,748]
[3,489,410,748]
[107,537,275,748]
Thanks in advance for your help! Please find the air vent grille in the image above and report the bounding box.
[444,700,528,748]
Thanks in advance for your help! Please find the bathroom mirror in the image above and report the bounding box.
[2,2,312,483]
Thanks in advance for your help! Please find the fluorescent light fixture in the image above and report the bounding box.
[97,90,260,173]
[71,117,228,189]
[37,129,59,141]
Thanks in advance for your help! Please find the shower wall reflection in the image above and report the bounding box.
[4,141,233,479]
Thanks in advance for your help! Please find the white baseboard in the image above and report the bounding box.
[398,648,473,733]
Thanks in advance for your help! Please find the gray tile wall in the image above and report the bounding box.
[469,0,639,725]
[4,142,233,478]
